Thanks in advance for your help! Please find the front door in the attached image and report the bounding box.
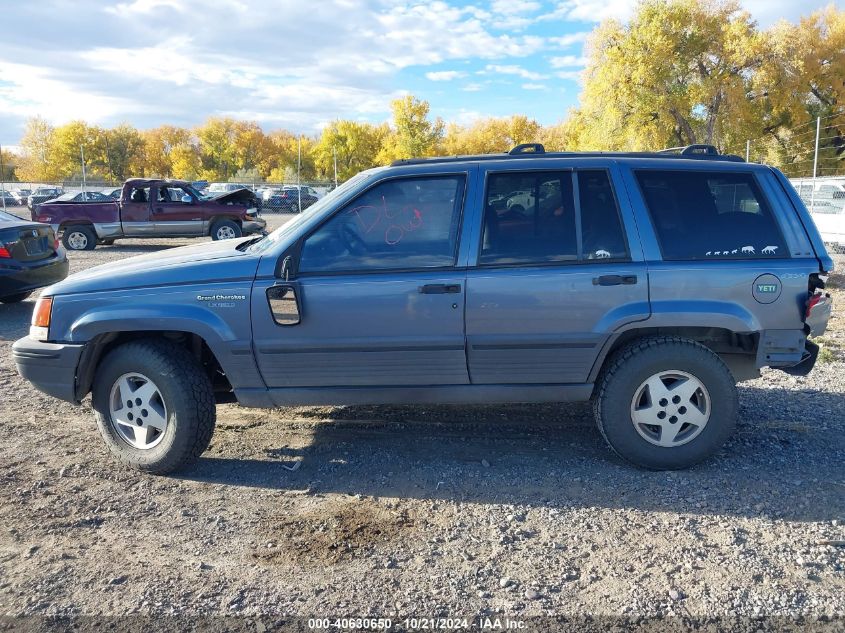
[150,184,204,235]
[465,165,650,384]
[251,173,474,394]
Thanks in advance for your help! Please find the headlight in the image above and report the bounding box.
[30,296,53,341]
[246,207,258,216]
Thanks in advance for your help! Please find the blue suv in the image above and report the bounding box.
[12,144,834,473]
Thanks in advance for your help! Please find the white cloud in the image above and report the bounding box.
[483,64,549,80]
[490,0,541,14]
[522,83,547,90]
[463,82,485,92]
[425,70,468,81]
[0,0,548,140]
[548,32,591,48]
[549,55,588,68]
[542,0,640,23]
[555,70,584,81]
[106,0,185,14]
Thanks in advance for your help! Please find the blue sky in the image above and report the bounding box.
[0,0,840,145]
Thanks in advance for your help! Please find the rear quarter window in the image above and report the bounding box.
[635,170,787,260]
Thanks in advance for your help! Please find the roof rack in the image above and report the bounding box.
[391,143,745,166]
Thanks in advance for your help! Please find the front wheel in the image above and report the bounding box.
[593,336,737,470]
[92,339,216,474]
[210,219,242,241]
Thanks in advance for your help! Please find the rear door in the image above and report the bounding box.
[464,162,650,384]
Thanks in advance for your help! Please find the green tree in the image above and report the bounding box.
[571,0,763,151]
[102,124,145,182]
[442,115,541,155]
[313,120,388,180]
[16,117,60,182]
[378,95,444,162]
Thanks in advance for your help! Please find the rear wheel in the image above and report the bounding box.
[593,336,737,470]
[62,225,96,251]
[92,339,216,474]
[0,291,32,304]
[210,219,241,241]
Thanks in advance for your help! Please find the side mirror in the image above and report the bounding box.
[266,283,301,326]
[181,194,193,204]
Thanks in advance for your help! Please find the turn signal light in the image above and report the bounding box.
[32,296,53,327]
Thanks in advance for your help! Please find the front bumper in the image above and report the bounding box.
[0,255,69,299]
[243,217,267,235]
[12,336,84,402]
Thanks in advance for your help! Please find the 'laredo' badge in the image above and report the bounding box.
[752,274,782,304]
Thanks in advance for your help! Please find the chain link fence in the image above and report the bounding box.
[0,179,339,215]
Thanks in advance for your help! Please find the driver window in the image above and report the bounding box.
[299,176,465,273]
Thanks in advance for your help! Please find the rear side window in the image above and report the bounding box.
[481,172,577,264]
[635,171,786,260]
[480,169,629,265]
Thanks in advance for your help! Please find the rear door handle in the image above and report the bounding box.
[593,275,637,286]
[419,283,462,294]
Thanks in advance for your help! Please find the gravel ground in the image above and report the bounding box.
[0,214,843,628]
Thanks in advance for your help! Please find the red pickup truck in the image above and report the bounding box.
[32,178,266,250]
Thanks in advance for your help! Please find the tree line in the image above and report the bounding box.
[4,0,844,185]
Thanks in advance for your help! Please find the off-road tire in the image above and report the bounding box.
[592,336,737,470]
[210,219,242,241]
[92,339,216,474]
[62,225,97,251]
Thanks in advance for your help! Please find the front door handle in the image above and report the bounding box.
[419,283,462,294]
[593,274,637,286]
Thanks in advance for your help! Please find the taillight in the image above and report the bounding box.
[806,293,823,319]
[0,246,10,258]
[54,238,60,250]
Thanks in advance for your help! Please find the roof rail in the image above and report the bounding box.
[509,143,545,155]
[658,144,720,156]
[390,144,744,166]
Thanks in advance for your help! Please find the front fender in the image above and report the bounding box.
[68,304,238,344]
[53,293,264,391]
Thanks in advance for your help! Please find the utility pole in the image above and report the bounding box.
[0,144,6,211]
[745,140,750,163]
[810,116,821,212]
[333,147,338,188]
[297,135,302,213]
[80,145,87,197]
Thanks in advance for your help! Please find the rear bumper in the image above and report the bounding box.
[12,336,84,402]
[0,255,69,299]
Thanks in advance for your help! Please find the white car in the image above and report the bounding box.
[791,178,845,250]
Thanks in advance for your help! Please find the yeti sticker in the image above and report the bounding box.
[595,250,610,259]
[741,245,755,254]
[762,245,778,255]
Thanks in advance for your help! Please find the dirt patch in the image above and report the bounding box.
[252,499,417,567]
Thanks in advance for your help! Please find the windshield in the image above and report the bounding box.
[0,210,18,221]
[247,170,378,255]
